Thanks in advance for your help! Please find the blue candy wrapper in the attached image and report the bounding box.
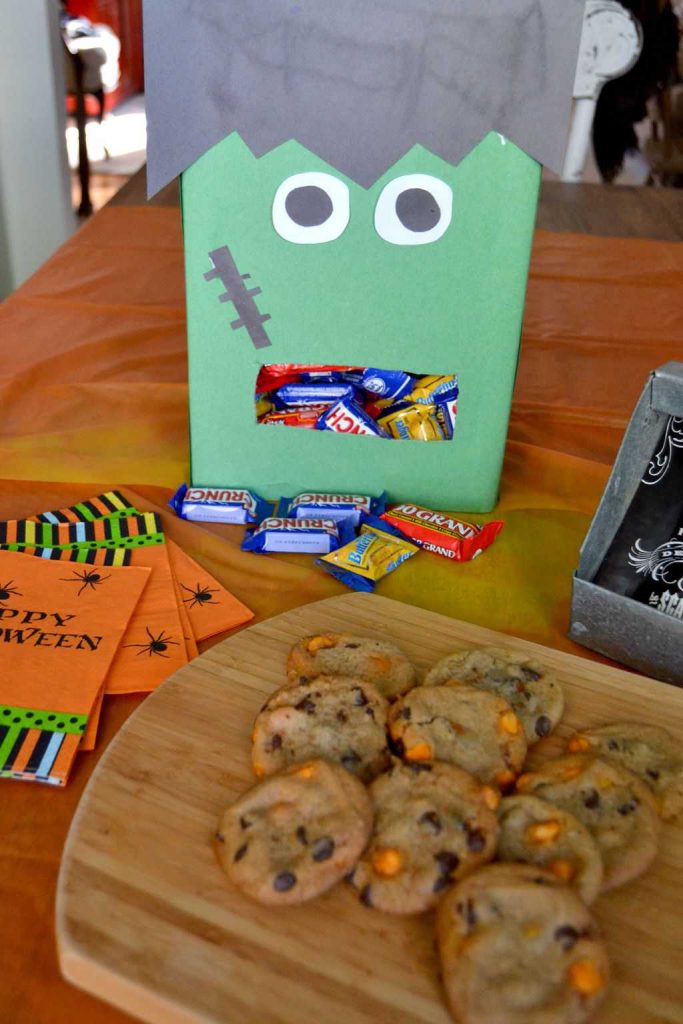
[241,516,356,554]
[278,491,387,526]
[273,383,355,408]
[360,367,413,401]
[316,397,389,437]
[170,483,270,524]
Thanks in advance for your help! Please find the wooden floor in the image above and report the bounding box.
[107,167,683,241]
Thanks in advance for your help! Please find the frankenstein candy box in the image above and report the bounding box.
[144,0,586,511]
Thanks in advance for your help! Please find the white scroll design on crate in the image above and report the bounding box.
[629,538,683,591]
[642,417,683,486]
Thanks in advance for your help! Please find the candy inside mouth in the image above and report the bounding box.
[255,365,458,442]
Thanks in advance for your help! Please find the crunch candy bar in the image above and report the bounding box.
[170,483,270,524]
[279,491,387,526]
[241,517,355,554]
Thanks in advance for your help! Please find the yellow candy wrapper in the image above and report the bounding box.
[316,516,418,591]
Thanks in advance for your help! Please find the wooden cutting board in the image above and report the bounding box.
[57,594,683,1024]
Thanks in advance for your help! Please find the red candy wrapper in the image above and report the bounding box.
[261,406,329,429]
[380,503,503,561]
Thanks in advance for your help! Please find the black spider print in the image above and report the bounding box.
[0,580,21,605]
[60,569,111,597]
[124,627,180,658]
[181,581,220,609]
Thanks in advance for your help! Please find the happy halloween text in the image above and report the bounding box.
[0,607,101,651]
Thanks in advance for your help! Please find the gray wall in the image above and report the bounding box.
[0,0,75,299]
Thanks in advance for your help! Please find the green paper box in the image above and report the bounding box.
[144,0,585,511]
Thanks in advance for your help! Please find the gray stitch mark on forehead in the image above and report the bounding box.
[204,246,273,351]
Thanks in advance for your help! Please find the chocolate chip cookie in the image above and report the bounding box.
[215,759,373,905]
[497,794,604,905]
[566,721,683,821]
[348,760,499,915]
[423,646,564,744]
[516,754,661,891]
[388,684,527,787]
[437,863,609,1024]
[287,633,417,700]
[252,674,390,783]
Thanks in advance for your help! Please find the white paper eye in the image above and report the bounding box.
[272,172,350,244]
[374,174,452,246]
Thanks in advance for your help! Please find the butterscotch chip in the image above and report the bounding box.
[388,685,527,785]
[497,794,604,904]
[437,864,609,1024]
[424,646,564,744]
[349,760,498,914]
[252,675,390,783]
[566,721,683,821]
[514,754,661,891]
[287,633,417,700]
[216,759,372,905]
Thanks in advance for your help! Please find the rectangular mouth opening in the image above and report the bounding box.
[255,365,458,441]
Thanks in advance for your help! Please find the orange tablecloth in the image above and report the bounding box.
[0,205,681,1024]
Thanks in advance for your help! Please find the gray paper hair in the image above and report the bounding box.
[144,0,585,196]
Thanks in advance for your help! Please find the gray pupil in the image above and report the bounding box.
[395,188,441,232]
[285,186,333,227]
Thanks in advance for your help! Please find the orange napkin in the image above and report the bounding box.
[25,491,254,642]
[0,549,150,785]
[0,514,189,695]
[166,540,253,641]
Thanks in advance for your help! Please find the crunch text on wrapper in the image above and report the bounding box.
[279,492,387,527]
[242,517,355,555]
[170,483,271,525]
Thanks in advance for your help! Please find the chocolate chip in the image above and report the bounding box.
[296,825,308,844]
[464,824,486,853]
[535,715,552,738]
[344,643,360,649]
[353,688,368,707]
[215,831,225,843]
[400,707,412,720]
[583,789,600,810]
[239,816,252,830]
[419,811,443,834]
[311,836,335,862]
[522,668,541,682]
[360,884,373,907]
[341,750,360,769]
[432,875,452,894]
[646,768,660,781]
[554,925,580,951]
[434,851,460,876]
[269,733,282,751]
[608,740,619,751]
[618,799,638,816]
[297,676,309,685]
[233,843,248,862]
[365,706,376,720]
[295,697,316,714]
[273,871,297,892]
[336,710,348,724]
[392,737,406,757]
